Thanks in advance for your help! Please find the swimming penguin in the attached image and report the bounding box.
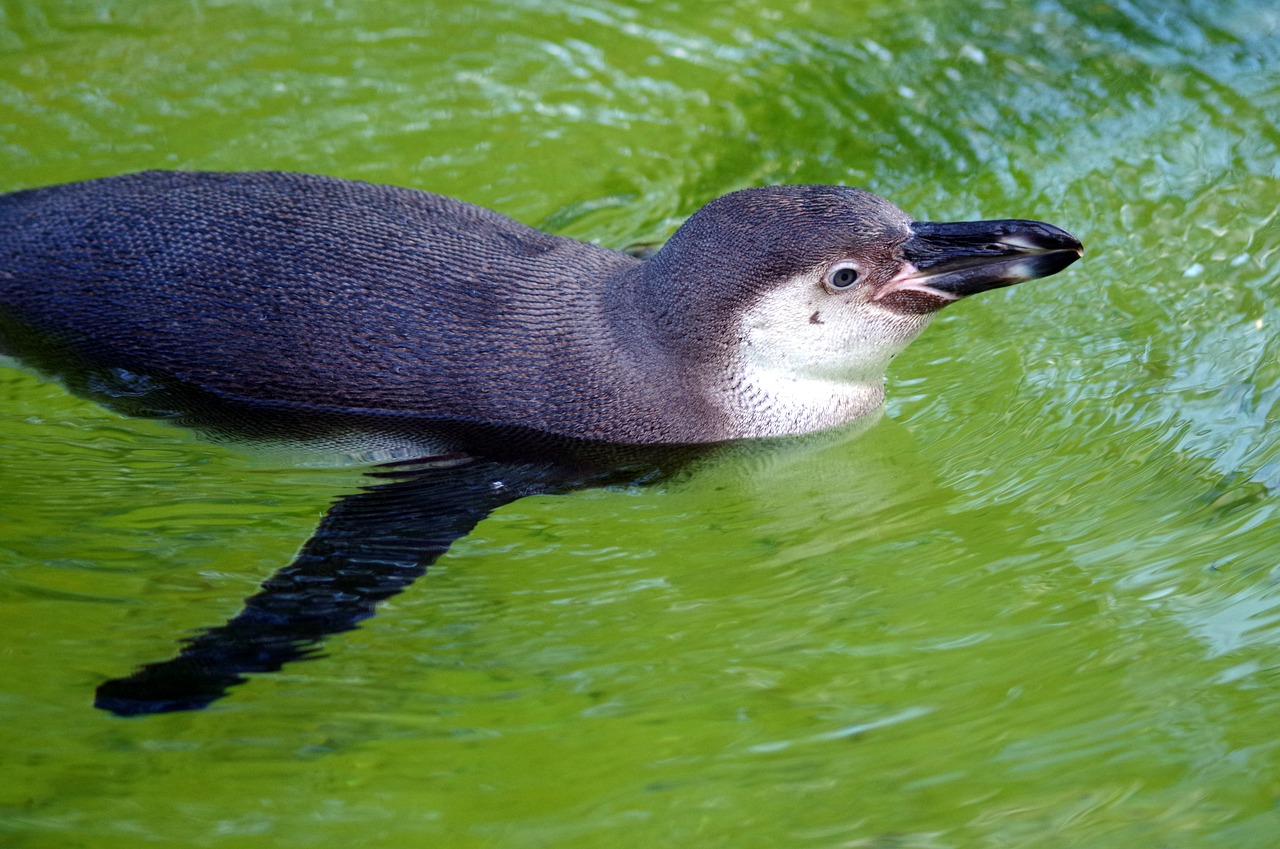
[0,171,1082,714]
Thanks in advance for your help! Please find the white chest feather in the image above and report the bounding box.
[711,278,932,439]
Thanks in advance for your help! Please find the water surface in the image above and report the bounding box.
[2,0,1279,847]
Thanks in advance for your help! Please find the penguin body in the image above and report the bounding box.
[1,171,682,442]
[0,171,1080,447]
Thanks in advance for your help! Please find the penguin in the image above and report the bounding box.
[0,171,1082,714]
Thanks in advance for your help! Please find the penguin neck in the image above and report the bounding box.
[711,367,887,440]
[613,262,887,442]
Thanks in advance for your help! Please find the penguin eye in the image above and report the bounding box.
[825,262,861,292]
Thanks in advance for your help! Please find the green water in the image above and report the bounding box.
[2,0,1279,846]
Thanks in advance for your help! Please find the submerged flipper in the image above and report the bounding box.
[94,455,589,716]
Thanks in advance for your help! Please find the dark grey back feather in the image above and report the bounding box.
[0,171,716,443]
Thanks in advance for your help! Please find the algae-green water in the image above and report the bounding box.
[2,1,1279,846]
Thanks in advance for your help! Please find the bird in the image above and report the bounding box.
[0,171,1082,714]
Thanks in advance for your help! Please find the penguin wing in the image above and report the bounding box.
[93,454,592,716]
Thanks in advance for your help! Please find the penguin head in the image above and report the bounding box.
[640,184,1082,393]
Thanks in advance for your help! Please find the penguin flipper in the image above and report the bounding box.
[93,455,582,716]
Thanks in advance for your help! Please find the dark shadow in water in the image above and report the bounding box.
[91,433,702,715]
[94,453,631,715]
[89,412,701,715]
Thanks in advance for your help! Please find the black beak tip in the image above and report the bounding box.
[1035,239,1084,277]
[1035,223,1085,275]
[1024,220,1084,257]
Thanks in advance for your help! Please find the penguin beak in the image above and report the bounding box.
[884,219,1083,303]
